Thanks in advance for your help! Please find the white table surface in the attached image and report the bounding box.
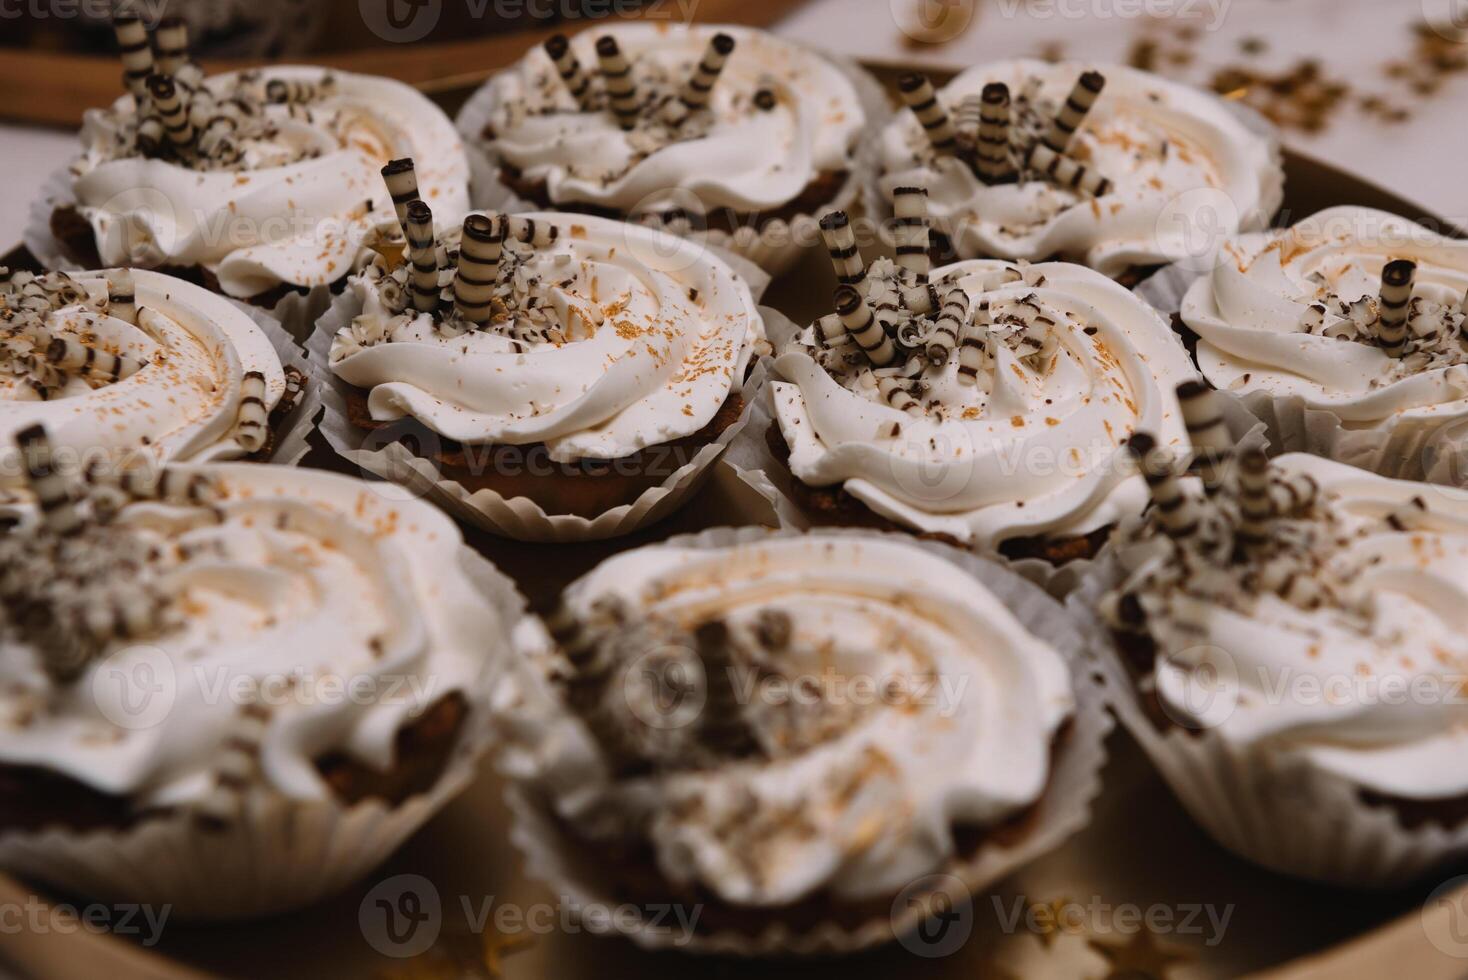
[5,0,1466,246]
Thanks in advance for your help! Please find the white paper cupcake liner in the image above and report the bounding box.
[455,51,890,279]
[0,548,541,921]
[307,289,770,543]
[501,525,1112,954]
[27,163,343,342]
[724,306,1103,597]
[1136,260,1468,486]
[1069,550,1468,887]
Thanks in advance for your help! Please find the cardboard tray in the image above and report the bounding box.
[5,76,1468,980]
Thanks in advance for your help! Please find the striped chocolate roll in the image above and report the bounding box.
[954,93,983,156]
[233,371,268,453]
[502,215,559,249]
[819,211,866,291]
[1042,70,1106,156]
[927,286,969,367]
[815,313,847,348]
[147,74,195,152]
[1128,432,1201,540]
[1176,380,1232,497]
[872,372,923,416]
[1376,259,1415,357]
[664,33,736,126]
[154,16,190,77]
[16,425,83,537]
[193,702,270,825]
[892,186,931,282]
[544,34,595,112]
[693,620,757,755]
[83,587,162,645]
[1235,447,1273,549]
[454,213,505,325]
[1027,141,1112,197]
[46,337,147,384]
[956,319,989,387]
[265,76,333,106]
[380,159,420,235]
[112,13,155,101]
[898,72,957,155]
[595,36,641,130]
[106,269,138,325]
[135,111,166,157]
[405,200,441,314]
[901,282,936,316]
[976,82,1017,184]
[834,285,895,367]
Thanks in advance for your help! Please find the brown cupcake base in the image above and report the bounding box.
[765,422,1111,566]
[345,385,746,520]
[0,693,468,836]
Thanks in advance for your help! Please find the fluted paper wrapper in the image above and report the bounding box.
[0,548,539,921]
[455,51,890,278]
[308,289,770,543]
[502,525,1111,954]
[1069,550,1468,887]
[1137,264,1468,486]
[28,163,343,342]
[725,306,1098,597]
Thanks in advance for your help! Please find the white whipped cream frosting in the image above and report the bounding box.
[1184,206,1468,424]
[1125,454,1468,801]
[878,60,1283,276]
[1,269,286,490]
[772,260,1194,546]
[329,213,762,460]
[496,533,1074,905]
[0,465,509,807]
[478,24,864,214]
[71,67,470,299]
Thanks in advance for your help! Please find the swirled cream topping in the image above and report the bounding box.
[71,66,469,298]
[878,61,1282,276]
[1,268,288,491]
[1183,206,1468,424]
[772,258,1193,547]
[1103,452,1468,801]
[495,533,1074,905]
[476,24,863,215]
[0,462,507,808]
[329,213,762,460]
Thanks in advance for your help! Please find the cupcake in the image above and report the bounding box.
[457,24,875,275]
[0,426,536,918]
[1080,381,1468,885]
[752,193,1194,575]
[1180,206,1468,483]
[874,61,1283,282]
[36,14,469,323]
[313,168,765,542]
[1,265,310,492]
[494,527,1107,952]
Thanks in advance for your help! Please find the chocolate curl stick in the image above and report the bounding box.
[953,94,983,157]
[595,36,640,130]
[835,285,895,367]
[815,313,847,348]
[928,286,969,367]
[976,83,1017,184]
[872,373,923,416]
[380,159,420,236]
[113,13,154,101]
[502,215,559,249]
[154,15,190,77]
[106,269,138,325]
[901,282,936,316]
[454,213,504,325]
[1043,70,1106,156]
[148,74,195,152]
[892,186,931,282]
[16,425,83,537]
[819,211,866,291]
[1128,432,1202,540]
[1177,380,1233,498]
[46,337,147,384]
[117,467,214,505]
[1235,447,1273,550]
[664,33,736,125]
[1377,259,1415,357]
[544,34,595,112]
[405,200,441,314]
[693,621,758,755]
[1028,141,1112,196]
[233,371,268,453]
[898,72,958,155]
[957,319,988,387]
[265,76,334,106]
